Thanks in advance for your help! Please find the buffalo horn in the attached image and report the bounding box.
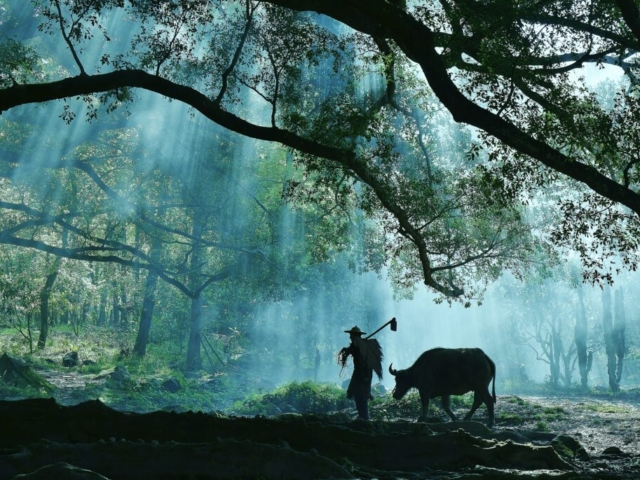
[388,363,397,376]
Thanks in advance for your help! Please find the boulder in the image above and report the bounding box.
[62,352,80,368]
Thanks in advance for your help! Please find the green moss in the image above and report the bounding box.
[0,381,49,400]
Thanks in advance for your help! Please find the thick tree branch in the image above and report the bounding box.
[613,0,640,46]
[0,69,465,296]
[258,0,640,215]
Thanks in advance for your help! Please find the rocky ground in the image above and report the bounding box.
[513,394,640,456]
[1,391,639,479]
[2,355,640,479]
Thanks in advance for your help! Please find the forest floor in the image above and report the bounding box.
[3,327,640,478]
[513,393,640,456]
[37,366,640,457]
[2,362,640,479]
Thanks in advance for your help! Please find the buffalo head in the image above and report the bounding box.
[388,363,412,400]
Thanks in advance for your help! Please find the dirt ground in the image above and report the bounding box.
[495,394,640,454]
[0,360,640,480]
[2,391,640,479]
[488,393,640,477]
[549,395,636,452]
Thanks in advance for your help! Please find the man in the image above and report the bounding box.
[338,326,383,420]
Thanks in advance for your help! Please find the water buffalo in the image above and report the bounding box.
[388,347,496,427]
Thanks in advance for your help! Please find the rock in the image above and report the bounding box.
[0,353,55,392]
[429,421,493,439]
[276,403,298,414]
[372,383,387,395]
[551,434,590,461]
[162,379,181,393]
[62,352,79,367]
[10,462,110,479]
[602,445,627,456]
[109,366,130,383]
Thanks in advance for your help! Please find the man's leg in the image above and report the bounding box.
[355,396,369,420]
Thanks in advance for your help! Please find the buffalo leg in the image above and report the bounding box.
[441,395,457,421]
[467,388,495,427]
[418,391,430,422]
[464,391,483,421]
[480,387,495,427]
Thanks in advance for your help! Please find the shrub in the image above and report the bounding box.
[231,380,352,416]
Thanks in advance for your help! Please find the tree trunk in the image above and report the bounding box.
[602,284,619,392]
[134,239,161,357]
[575,286,590,389]
[551,326,562,387]
[187,293,204,371]
[37,259,60,350]
[314,347,321,381]
[120,290,128,329]
[98,290,107,326]
[112,289,120,328]
[186,203,206,371]
[614,288,626,385]
[133,268,159,357]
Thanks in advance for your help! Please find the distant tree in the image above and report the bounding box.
[36,256,60,349]
[133,237,160,357]
[601,284,620,392]
[613,288,627,386]
[575,285,593,389]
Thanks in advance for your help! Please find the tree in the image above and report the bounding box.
[613,287,626,386]
[36,256,60,349]
[0,0,551,302]
[133,237,160,357]
[575,284,593,389]
[601,284,619,392]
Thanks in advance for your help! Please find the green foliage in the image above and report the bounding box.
[370,391,422,421]
[230,380,352,416]
[583,403,629,414]
[0,38,41,87]
[505,396,530,406]
[496,395,567,428]
[370,392,474,421]
[534,420,550,432]
[0,380,49,400]
[535,406,566,422]
[497,412,525,425]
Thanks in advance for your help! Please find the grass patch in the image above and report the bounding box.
[583,403,629,414]
[539,406,566,421]
[371,391,421,421]
[0,381,50,400]
[497,412,525,425]
[230,380,352,416]
[504,396,531,406]
[535,419,550,432]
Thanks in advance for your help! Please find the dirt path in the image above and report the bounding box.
[515,394,640,455]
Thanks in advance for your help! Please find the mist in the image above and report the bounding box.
[1,0,639,407]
